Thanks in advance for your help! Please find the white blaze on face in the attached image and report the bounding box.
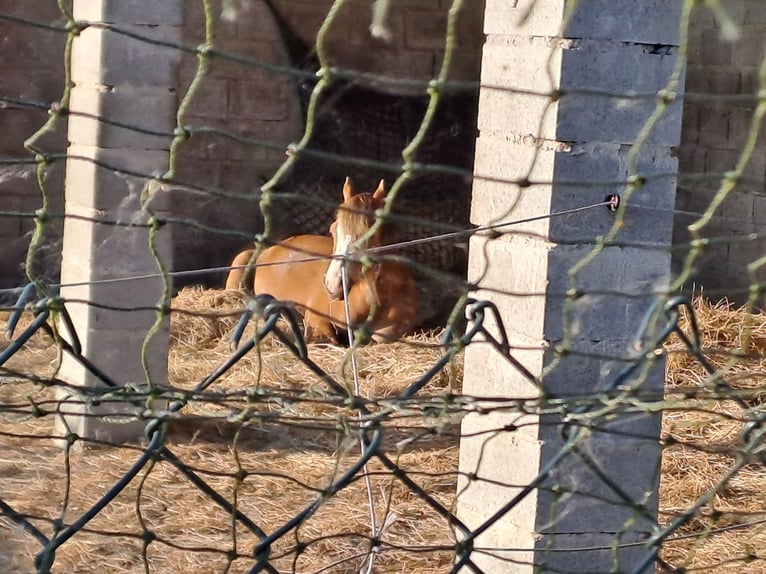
[324,221,354,299]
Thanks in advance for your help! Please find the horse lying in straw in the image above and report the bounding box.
[225,178,418,344]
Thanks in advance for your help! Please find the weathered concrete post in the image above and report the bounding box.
[457,1,682,571]
[56,1,181,443]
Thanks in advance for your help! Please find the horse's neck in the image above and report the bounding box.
[348,264,382,306]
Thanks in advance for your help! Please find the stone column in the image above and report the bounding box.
[457,1,682,572]
[56,1,182,444]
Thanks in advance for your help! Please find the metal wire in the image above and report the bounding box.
[2,1,764,574]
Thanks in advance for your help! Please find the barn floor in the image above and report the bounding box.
[1,288,766,573]
[0,287,462,574]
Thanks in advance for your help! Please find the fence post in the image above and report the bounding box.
[55,1,182,444]
[457,1,683,571]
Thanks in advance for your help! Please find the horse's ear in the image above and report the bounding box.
[343,177,354,201]
[373,179,386,201]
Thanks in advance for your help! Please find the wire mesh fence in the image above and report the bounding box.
[2,0,766,573]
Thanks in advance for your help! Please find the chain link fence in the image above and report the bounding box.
[2,1,766,573]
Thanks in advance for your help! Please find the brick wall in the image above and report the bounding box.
[172,0,485,286]
[10,1,766,300]
[270,0,484,87]
[0,0,485,290]
[170,0,304,282]
[0,1,68,289]
[676,0,766,297]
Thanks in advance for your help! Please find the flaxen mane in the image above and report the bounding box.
[336,196,377,240]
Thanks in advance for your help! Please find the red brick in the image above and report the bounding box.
[0,235,30,278]
[0,0,67,19]
[683,65,709,94]
[688,3,717,35]
[176,126,228,160]
[323,0,359,43]
[0,108,64,155]
[720,1,747,26]
[234,0,284,41]
[395,0,440,8]
[0,24,66,70]
[181,119,291,163]
[178,38,287,82]
[1,69,66,106]
[741,153,766,184]
[753,194,766,220]
[181,77,230,119]
[686,27,704,63]
[239,119,298,158]
[441,48,482,81]
[278,0,339,46]
[704,147,738,173]
[727,107,759,152]
[177,53,200,84]
[707,68,740,95]
[0,194,29,237]
[456,3,486,49]
[676,144,706,176]
[17,214,39,236]
[701,28,732,66]
[406,10,448,51]
[680,103,700,144]
[183,0,236,42]
[697,109,730,149]
[731,28,766,67]
[740,67,759,96]
[172,155,221,186]
[217,160,268,194]
[720,191,754,220]
[745,0,766,25]
[349,6,405,48]
[329,47,435,84]
[228,79,289,120]
[0,166,36,194]
[212,39,289,80]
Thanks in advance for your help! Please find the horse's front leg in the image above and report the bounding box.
[303,308,343,344]
[368,325,402,343]
[328,288,373,328]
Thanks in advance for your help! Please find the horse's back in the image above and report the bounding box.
[227,234,419,343]
[225,249,258,290]
[254,235,333,304]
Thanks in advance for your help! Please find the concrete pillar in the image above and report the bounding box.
[56,1,181,443]
[457,1,683,572]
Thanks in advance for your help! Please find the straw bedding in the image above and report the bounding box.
[660,297,766,572]
[1,288,766,572]
[0,287,461,574]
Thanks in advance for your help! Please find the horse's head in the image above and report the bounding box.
[324,177,387,299]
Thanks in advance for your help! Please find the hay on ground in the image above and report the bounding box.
[660,296,766,572]
[4,288,766,571]
[0,286,462,574]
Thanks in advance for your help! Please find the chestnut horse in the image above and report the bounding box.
[225,178,418,343]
